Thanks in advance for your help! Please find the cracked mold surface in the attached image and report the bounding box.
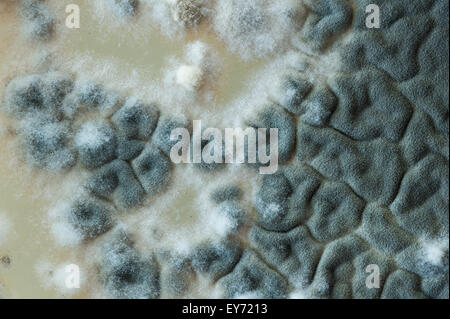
[0,0,448,299]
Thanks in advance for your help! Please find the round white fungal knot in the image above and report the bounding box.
[176,64,204,91]
[423,240,449,266]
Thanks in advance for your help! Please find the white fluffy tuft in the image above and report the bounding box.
[422,239,449,266]
[48,202,82,247]
[74,121,112,149]
[213,0,304,60]
[176,64,204,91]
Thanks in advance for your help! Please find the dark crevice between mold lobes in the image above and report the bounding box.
[253,163,321,233]
[421,273,449,299]
[396,243,449,280]
[3,72,79,170]
[299,85,338,128]
[217,247,290,299]
[85,159,146,210]
[248,224,325,290]
[252,159,377,246]
[151,114,191,157]
[111,98,160,164]
[68,196,115,241]
[159,255,195,297]
[339,0,438,82]
[357,203,415,255]
[190,239,243,283]
[244,103,297,168]
[74,120,119,170]
[327,68,414,142]
[111,98,160,141]
[381,269,427,299]
[100,232,160,299]
[400,110,449,166]
[21,117,76,170]
[307,234,370,298]
[249,247,294,293]
[351,250,397,299]
[300,0,354,52]
[306,180,366,243]
[3,72,74,119]
[267,69,315,116]
[389,154,449,238]
[296,122,408,206]
[116,137,146,161]
[131,143,172,197]
[74,97,174,210]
